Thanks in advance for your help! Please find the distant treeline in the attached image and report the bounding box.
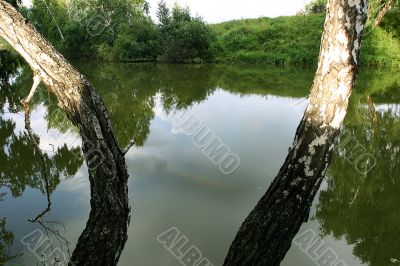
[4,0,400,67]
[16,0,214,63]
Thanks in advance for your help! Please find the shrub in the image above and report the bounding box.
[157,1,215,63]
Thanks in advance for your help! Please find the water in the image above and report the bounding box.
[0,63,399,266]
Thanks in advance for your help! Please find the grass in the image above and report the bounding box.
[1,11,400,68]
[360,28,400,68]
[210,13,400,68]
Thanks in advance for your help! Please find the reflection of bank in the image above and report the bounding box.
[0,115,84,198]
[0,218,16,264]
[316,104,400,266]
[336,130,376,174]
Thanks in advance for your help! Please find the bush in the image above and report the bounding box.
[211,15,325,66]
[360,27,400,68]
[157,2,215,63]
[111,18,160,61]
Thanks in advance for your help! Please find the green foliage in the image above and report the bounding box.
[380,9,400,38]
[0,50,22,82]
[0,218,16,265]
[211,14,400,67]
[25,0,213,63]
[211,15,325,66]
[29,0,68,50]
[368,0,399,22]
[317,102,400,266]
[304,0,327,14]
[111,17,160,61]
[360,27,400,68]
[157,2,215,62]
[20,0,400,67]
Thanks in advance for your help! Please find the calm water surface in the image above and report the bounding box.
[0,63,399,266]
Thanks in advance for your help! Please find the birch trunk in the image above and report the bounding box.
[0,1,130,265]
[224,0,368,265]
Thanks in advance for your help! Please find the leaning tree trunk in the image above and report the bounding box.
[0,1,130,265]
[224,0,368,265]
[374,0,393,26]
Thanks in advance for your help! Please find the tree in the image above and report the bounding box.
[157,0,170,26]
[0,1,132,265]
[304,0,328,14]
[223,0,368,265]
[157,2,215,62]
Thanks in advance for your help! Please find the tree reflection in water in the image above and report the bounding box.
[316,99,400,266]
[0,54,83,264]
[1,54,400,265]
[0,218,16,265]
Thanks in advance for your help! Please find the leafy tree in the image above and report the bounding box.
[157,1,215,62]
[304,0,328,14]
[157,0,170,25]
[28,0,67,49]
[110,16,160,61]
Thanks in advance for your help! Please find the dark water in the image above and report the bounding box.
[0,62,399,265]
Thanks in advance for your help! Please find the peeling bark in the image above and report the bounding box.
[223,0,368,265]
[0,1,130,265]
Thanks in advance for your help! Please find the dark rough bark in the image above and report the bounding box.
[223,0,368,265]
[0,1,130,265]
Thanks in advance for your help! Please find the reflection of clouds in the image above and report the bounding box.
[129,155,168,175]
[2,104,81,153]
[243,120,264,130]
[153,93,192,135]
[153,93,167,121]
[130,90,309,191]
[58,164,90,193]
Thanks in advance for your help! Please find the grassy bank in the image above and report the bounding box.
[210,12,400,68]
[2,5,400,68]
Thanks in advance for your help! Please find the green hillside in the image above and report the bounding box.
[211,13,400,68]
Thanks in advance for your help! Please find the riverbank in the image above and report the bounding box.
[210,13,400,68]
[1,11,400,68]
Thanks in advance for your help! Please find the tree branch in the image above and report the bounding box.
[0,1,131,265]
